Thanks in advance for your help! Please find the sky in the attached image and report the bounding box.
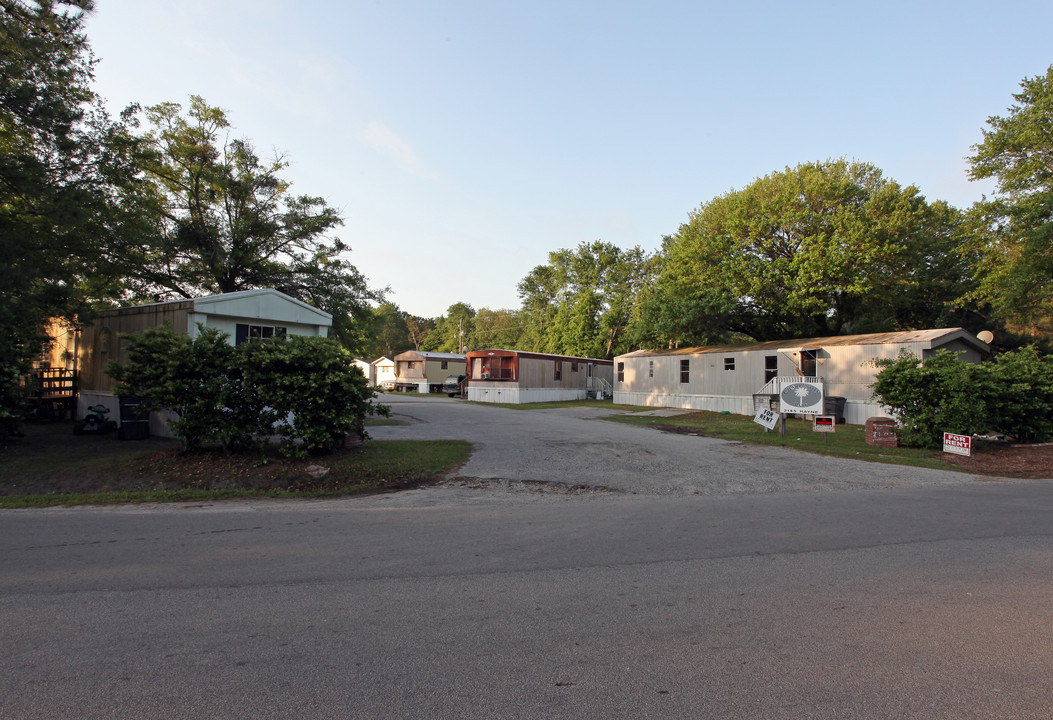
[83,0,1053,319]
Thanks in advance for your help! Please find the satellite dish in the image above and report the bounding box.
[977,330,995,344]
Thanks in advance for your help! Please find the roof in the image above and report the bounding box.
[95,289,332,325]
[466,348,614,365]
[616,328,990,359]
[393,350,467,361]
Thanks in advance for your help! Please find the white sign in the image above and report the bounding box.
[779,380,824,415]
[754,406,779,430]
[943,432,972,456]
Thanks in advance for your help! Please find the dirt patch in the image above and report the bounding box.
[938,442,1053,479]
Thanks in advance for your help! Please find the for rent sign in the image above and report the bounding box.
[943,432,972,456]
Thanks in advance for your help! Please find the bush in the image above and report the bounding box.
[239,336,381,456]
[110,325,387,455]
[872,347,1053,448]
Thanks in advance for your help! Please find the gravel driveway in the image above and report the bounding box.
[371,395,996,496]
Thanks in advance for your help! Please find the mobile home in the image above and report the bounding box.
[392,351,467,393]
[465,349,615,404]
[74,289,332,436]
[613,328,990,425]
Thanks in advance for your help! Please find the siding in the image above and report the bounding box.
[614,329,989,425]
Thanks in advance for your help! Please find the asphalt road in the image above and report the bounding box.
[3,396,1052,719]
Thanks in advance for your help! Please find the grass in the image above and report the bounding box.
[604,410,960,471]
[0,438,471,508]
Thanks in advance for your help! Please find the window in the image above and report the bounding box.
[554,361,562,381]
[680,359,690,384]
[440,361,448,370]
[724,357,735,371]
[571,362,579,373]
[235,324,287,345]
[764,355,778,384]
[648,360,654,378]
[617,362,624,383]
[475,356,514,380]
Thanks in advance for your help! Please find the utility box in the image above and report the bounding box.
[117,396,150,440]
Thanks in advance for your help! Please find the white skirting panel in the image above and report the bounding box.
[78,390,177,437]
[613,391,887,426]
[468,386,586,404]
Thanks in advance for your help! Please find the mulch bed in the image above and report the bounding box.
[938,442,1053,479]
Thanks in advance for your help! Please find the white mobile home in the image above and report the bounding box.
[392,351,467,393]
[613,329,990,425]
[372,356,396,388]
[465,349,615,404]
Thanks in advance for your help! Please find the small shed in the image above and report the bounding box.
[465,349,615,404]
[613,328,991,425]
[75,289,332,435]
[392,351,467,393]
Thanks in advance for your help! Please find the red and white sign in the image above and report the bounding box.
[943,432,972,456]
[813,416,836,432]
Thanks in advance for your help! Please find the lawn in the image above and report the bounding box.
[0,423,471,508]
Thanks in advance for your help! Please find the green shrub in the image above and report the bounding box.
[239,336,383,456]
[110,325,387,455]
[872,346,1053,448]
[984,347,1053,443]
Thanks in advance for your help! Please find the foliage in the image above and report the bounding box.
[405,314,435,351]
[108,325,238,451]
[966,65,1053,340]
[366,302,412,357]
[981,346,1053,443]
[239,335,383,456]
[872,348,1053,448]
[517,241,653,358]
[471,308,525,350]
[110,325,387,456]
[658,159,977,343]
[116,96,381,350]
[0,0,133,436]
[422,302,475,352]
[871,350,987,449]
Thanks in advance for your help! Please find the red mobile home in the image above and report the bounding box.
[465,349,614,404]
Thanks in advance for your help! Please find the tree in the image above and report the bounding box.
[967,66,1053,339]
[366,302,411,357]
[657,159,976,343]
[404,314,435,351]
[471,308,525,349]
[118,96,381,350]
[423,303,475,352]
[517,241,653,358]
[0,0,133,435]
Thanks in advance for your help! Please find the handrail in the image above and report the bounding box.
[755,375,823,395]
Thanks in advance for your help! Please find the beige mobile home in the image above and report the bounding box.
[614,328,990,425]
[392,351,467,393]
[465,349,615,404]
[74,289,332,435]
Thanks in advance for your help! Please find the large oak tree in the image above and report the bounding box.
[655,159,977,343]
